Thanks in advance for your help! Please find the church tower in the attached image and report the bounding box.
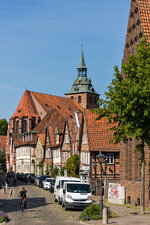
[65,45,99,109]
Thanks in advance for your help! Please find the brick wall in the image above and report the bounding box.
[120,141,150,206]
[66,93,99,109]
[122,0,143,64]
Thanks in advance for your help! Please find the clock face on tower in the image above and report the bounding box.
[75,79,79,85]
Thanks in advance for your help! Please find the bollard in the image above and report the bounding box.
[3,186,6,194]
[5,182,8,189]
[103,207,108,225]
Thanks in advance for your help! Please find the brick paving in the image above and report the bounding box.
[82,195,150,225]
[3,181,81,225]
[1,179,150,225]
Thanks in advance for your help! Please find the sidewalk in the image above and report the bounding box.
[81,195,150,225]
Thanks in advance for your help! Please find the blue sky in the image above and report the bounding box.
[0,0,130,121]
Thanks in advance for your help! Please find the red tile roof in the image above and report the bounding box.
[14,136,37,147]
[48,126,63,148]
[11,90,39,119]
[85,110,120,152]
[31,91,82,119]
[11,90,82,122]
[38,134,45,146]
[34,108,66,134]
[138,0,150,43]
[0,136,7,151]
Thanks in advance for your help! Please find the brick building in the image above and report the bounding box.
[6,46,120,196]
[120,0,150,206]
[80,110,120,194]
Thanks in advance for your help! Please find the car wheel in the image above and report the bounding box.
[54,197,57,202]
[58,197,61,205]
[64,202,68,210]
[62,201,65,208]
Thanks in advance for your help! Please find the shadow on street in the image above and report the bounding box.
[4,197,51,213]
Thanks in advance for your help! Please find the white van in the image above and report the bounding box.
[62,182,92,210]
[54,176,80,204]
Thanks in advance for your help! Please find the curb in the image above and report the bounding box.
[0,188,13,208]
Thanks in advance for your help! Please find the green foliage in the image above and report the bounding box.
[96,37,150,153]
[49,163,59,178]
[45,164,50,175]
[0,151,6,164]
[60,167,65,176]
[0,119,8,135]
[79,204,117,221]
[66,154,79,177]
[0,211,9,223]
[51,167,59,178]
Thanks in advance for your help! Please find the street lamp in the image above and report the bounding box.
[96,149,106,216]
[93,161,97,196]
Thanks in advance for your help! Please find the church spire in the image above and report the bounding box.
[77,43,87,77]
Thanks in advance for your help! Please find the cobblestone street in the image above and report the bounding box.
[4,181,81,225]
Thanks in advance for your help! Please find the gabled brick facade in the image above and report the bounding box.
[121,0,150,206]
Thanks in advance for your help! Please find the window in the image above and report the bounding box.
[53,149,60,158]
[71,96,74,99]
[24,161,30,172]
[89,96,92,103]
[82,132,87,144]
[31,117,36,130]
[24,148,30,156]
[65,134,69,144]
[106,153,114,164]
[137,19,140,26]
[16,120,19,133]
[94,97,97,104]
[139,32,143,38]
[56,134,59,144]
[78,96,81,103]
[22,118,27,133]
[128,28,131,34]
[45,148,51,158]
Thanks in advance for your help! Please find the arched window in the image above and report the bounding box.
[22,118,27,133]
[78,96,81,103]
[31,117,36,130]
[16,120,19,133]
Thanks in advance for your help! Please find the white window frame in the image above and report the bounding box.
[65,134,69,144]
[106,153,114,164]
[56,134,59,144]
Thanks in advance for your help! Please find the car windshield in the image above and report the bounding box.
[61,180,80,188]
[45,179,52,182]
[41,176,50,180]
[67,184,91,193]
[52,180,55,184]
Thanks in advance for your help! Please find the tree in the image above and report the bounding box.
[96,38,150,214]
[0,151,6,164]
[0,119,8,135]
[66,154,79,177]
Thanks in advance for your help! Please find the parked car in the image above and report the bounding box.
[43,178,55,190]
[54,176,80,205]
[16,172,21,180]
[27,173,35,183]
[49,179,55,193]
[39,175,51,188]
[7,171,15,178]
[20,173,26,181]
[62,182,92,210]
[34,176,41,186]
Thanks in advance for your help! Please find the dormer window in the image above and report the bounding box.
[56,134,59,144]
[82,131,87,144]
[65,134,69,144]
